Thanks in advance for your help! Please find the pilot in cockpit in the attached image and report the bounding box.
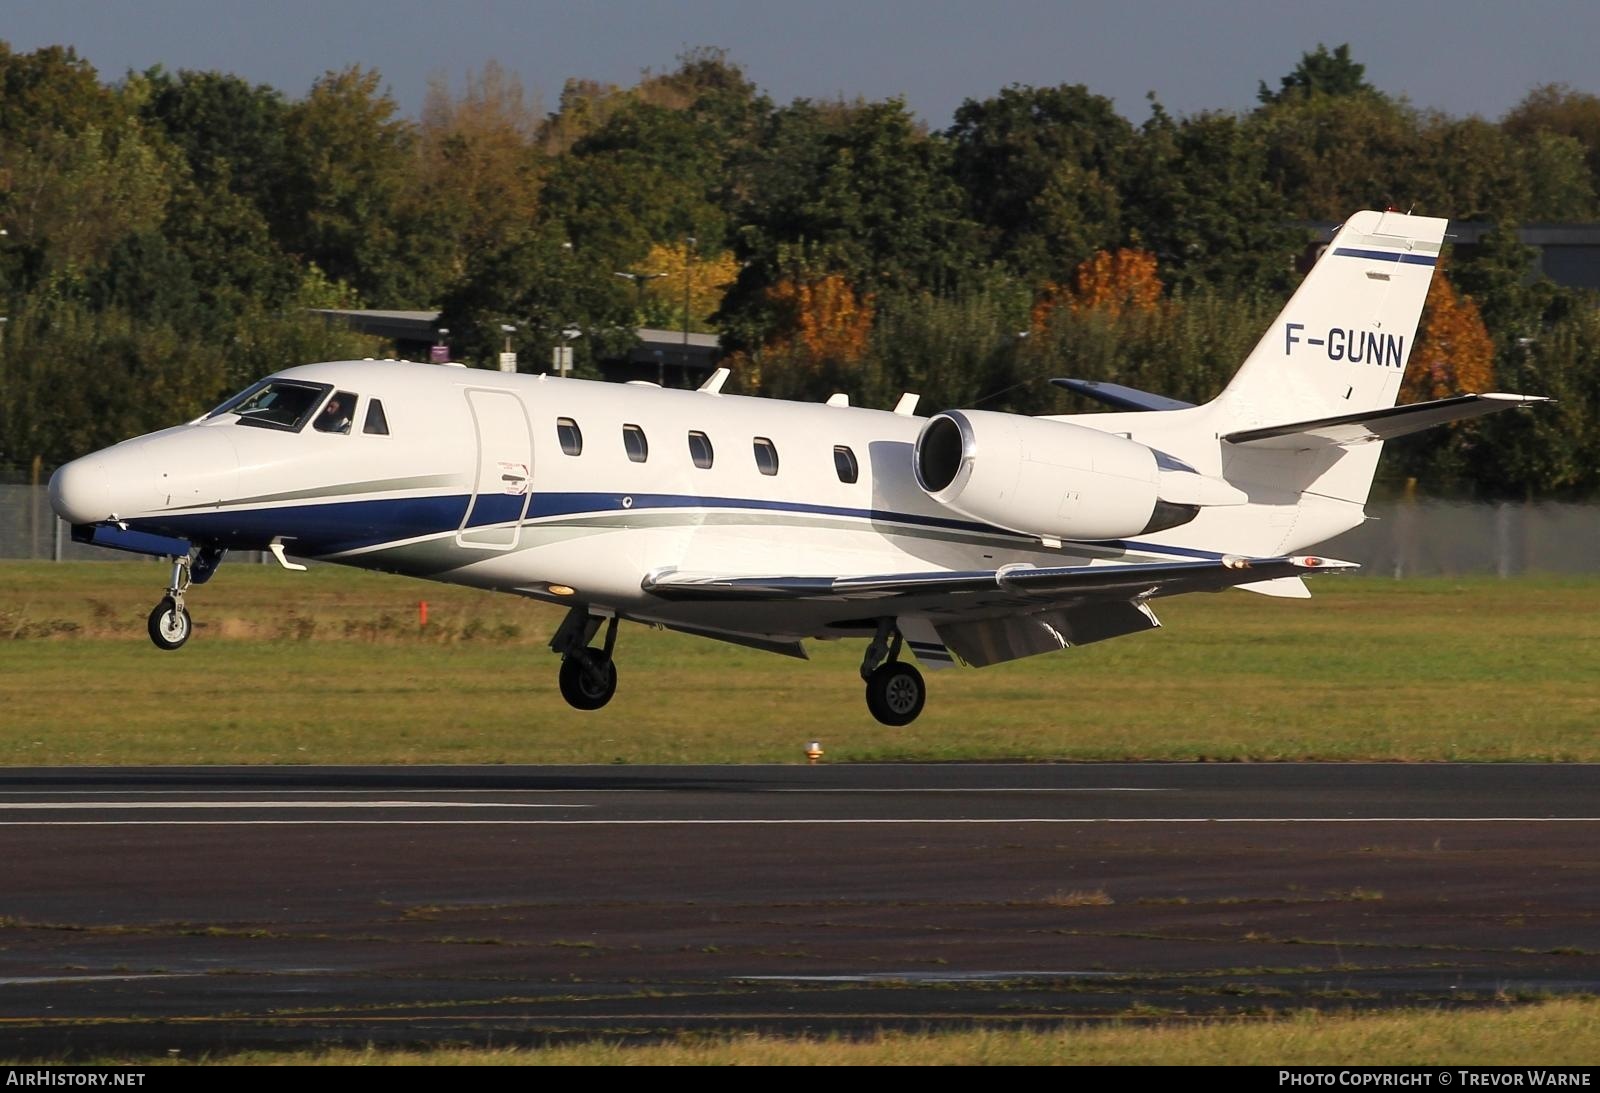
[314,396,351,435]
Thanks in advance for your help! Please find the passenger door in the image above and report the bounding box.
[457,388,533,550]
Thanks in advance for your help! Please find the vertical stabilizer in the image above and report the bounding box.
[1213,210,1446,432]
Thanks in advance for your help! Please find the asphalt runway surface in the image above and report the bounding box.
[2,763,1598,1057]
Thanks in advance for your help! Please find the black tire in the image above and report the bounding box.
[147,597,192,651]
[865,661,925,726]
[558,649,618,711]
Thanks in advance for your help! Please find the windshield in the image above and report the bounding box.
[208,380,332,432]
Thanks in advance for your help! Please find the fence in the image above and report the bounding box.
[1,485,1597,575]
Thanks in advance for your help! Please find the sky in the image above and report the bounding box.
[4,0,1598,126]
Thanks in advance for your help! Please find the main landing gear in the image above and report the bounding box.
[145,547,225,651]
[552,607,620,711]
[860,619,926,727]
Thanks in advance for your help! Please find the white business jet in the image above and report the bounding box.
[50,211,1545,724]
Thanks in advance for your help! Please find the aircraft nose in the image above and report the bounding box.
[49,456,118,525]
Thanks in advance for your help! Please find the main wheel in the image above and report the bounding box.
[558,649,618,711]
[865,661,925,726]
[147,597,192,651]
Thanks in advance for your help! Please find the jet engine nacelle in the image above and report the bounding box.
[913,409,1199,540]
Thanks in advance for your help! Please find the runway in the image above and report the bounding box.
[2,763,1597,1056]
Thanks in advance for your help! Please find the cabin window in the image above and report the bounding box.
[313,390,358,435]
[623,424,649,463]
[212,379,330,432]
[557,417,583,456]
[363,399,390,436]
[833,445,859,484]
[753,437,779,476]
[688,430,714,469]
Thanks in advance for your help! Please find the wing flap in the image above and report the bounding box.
[937,601,1161,667]
[1223,393,1549,451]
[643,555,1357,608]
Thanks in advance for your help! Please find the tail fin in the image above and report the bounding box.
[1213,210,1446,432]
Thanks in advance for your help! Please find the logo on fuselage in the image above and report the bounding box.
[1284,322,1404,368]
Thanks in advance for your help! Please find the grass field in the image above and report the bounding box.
[58,998,1600,1065]
[2,562,1596,765]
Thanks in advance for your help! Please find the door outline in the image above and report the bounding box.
[456,388,533,550]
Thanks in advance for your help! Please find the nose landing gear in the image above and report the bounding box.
[145,547,225,651]
[147,555,194,651]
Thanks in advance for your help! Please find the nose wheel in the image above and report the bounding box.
[144,548,222,651]
[147,596,192,650]
[147,554,195,651]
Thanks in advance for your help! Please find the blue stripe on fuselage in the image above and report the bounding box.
[125,490,1222,562]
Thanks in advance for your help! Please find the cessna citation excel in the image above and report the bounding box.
[50,211,1545,725]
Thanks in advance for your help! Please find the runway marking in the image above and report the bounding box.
[765,788,1170,793]
[1,816,1598,827]
[0,800,586,811]
[0,973,200,986]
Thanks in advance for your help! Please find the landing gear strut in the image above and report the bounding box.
[552,608,619,711]
[860,618,926,726]
[147,555,193,651]
[145,547,225,651]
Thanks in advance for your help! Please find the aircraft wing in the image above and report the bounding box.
[643,554,1354,606]
[1223,393,1550,450]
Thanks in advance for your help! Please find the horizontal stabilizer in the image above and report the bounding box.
[1051,378,1195,412]
[1223,393,1550,451]
[643,555,1356,608]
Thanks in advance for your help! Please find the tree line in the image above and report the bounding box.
[2,41,1599,498]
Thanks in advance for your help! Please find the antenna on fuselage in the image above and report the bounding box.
[697,367,730,395]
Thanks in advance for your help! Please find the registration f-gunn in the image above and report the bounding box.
[50,211,1545,725]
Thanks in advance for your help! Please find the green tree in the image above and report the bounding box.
[1257,43,1373,105]
[947,84,1132,281]
[279,66,415,303]
[138,68,290,218]
[722,97,976,353]
[1503,84,1600,187]
[1123,104,1296,294]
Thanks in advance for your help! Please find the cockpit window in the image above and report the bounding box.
[211,380,332,432]
[314,391,358,435]
[363,399,390,436]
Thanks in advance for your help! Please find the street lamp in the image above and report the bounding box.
[682,236,697,373]
[615,271,668,382]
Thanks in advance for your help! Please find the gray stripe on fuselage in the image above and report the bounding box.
[224,474,465,507]
[320,507,1151,578]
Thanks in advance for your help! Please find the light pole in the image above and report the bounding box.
[682,235,697,375]
[614,270,667,382]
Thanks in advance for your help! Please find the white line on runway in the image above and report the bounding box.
[765,788,1170,793]
[0,800,586,810]
[0,817,1597,826]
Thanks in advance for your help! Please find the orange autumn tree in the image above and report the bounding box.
[1030,247,1162,332]
[1405,270,1495,403]
[766,273,876,367]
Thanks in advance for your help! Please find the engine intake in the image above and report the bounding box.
[913,410,1198,540]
